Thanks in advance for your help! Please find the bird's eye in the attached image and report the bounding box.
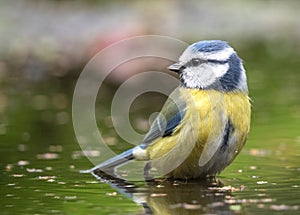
[191,58,203,67]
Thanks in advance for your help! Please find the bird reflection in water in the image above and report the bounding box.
[92,170,242,215]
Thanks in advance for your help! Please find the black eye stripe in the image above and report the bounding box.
[207,59,228,64]
[186,58,228,67]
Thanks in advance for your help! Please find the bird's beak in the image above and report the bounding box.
[168,62,185,73]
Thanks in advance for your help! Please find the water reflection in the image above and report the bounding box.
[91,171,242,214]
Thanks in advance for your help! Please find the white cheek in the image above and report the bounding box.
[197,64,216,84]
[182,65,217,88]
[211,63,229,78]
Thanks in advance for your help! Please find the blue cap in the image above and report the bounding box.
[192,40,230,53]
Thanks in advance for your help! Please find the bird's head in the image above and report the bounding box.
[168,40,248,92]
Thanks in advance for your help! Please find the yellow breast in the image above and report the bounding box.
[148,88,251,179]
[186,88,251,147]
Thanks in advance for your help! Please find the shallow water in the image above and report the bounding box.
[1,41,300,214]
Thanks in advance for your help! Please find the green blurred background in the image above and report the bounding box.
[0,0,299,214]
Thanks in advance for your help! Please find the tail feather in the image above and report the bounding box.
[80,148,135,173]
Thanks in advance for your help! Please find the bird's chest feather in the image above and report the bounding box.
[148,89,250,179]
[166,89,251,178]
[182,89,250,142]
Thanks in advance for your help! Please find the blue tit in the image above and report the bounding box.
[87,40,251,179]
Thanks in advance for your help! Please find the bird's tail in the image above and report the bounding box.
[80,148,134,174]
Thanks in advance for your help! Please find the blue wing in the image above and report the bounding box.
[163,111,185,137]
[139,87,186,148]
[83,87,186,173]
[139,109,186,148]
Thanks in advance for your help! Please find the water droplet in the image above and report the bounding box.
[36,153,59,160]
[17,160,29,166]
[257,181,268,185]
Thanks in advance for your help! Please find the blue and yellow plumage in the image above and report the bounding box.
[86,40,251,179]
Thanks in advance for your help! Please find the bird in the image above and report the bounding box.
[86,40,251,180]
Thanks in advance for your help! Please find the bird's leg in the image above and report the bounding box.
[144,162,154,181]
